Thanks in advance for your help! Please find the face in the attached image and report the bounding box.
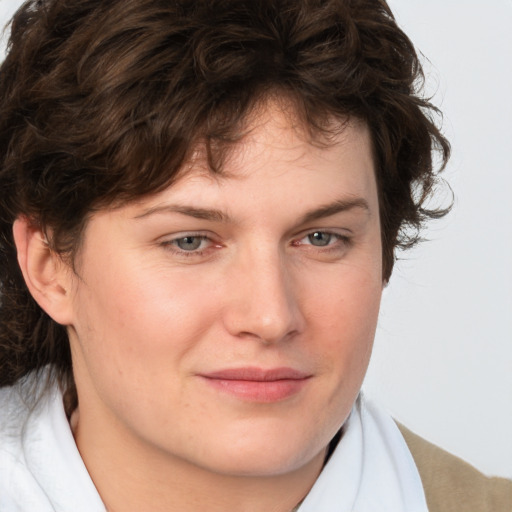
[65,105,383,477]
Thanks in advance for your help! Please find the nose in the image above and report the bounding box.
[222,245,304,344]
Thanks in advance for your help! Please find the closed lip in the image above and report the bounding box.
[197,367,312,402]
[199,367,311,381]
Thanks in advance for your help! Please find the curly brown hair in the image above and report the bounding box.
[0,0,449,392]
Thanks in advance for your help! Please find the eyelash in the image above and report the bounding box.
[292,231,352,252]
[160,230,352,258]
[160,235,215,258]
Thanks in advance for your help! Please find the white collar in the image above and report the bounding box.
[0,381,105,512]
[297,395,428,512]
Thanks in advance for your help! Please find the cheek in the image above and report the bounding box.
[71,258,228,388]
[303,263,382,376]
[288,266,382,448]
[69,264,221,421]
[304,259,382,329]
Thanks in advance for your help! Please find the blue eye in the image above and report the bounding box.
[173,236,205,251]
[307,232,333,247]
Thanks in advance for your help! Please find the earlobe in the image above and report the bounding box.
[12,217,74,326]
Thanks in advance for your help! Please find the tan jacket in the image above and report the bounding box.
[398,424,512,512]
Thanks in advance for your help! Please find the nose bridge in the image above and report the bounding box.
[223,241,302,343]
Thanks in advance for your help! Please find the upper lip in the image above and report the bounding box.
[199,367,311,381]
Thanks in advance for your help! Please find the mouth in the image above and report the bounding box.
[198,367,312,403]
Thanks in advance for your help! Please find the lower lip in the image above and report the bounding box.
[201,377,309,402]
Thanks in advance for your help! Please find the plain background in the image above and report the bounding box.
[1,0,511,479]
[363,0,512,479]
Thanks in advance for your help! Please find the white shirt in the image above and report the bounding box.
[0,375,428,511]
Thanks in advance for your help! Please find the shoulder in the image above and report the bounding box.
[0,380,30,456]
[0,376,60,511]
[0,381,32,509]
[397,423,512,512]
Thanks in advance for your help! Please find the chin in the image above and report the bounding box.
[187,421,330,478]
[204,446,321,478]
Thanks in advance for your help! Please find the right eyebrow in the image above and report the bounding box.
[133,204,230,223]
[298,197,371,225]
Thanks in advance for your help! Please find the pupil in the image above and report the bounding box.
[177,236,202,251]
[309,232,331,246]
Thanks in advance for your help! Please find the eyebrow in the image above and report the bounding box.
[298,198,371,225]
[134,204,229,222]
[134,197,370,224]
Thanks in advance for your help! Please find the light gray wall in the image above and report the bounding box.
[364,0,512,479]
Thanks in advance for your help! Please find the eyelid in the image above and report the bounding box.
[158,231,222,255]
[293,227,352,241]
[158,230,215,243]
[290,229,353,255]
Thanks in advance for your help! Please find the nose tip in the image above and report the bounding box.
[233,298,298,345]
[222,256,304,344]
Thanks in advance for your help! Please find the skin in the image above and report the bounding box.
[14,103,383,512]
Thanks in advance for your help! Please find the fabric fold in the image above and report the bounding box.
[298,395,429,512]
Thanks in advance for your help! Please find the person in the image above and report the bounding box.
[0,0,510,511]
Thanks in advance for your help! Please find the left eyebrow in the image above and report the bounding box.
[298,198,371,225]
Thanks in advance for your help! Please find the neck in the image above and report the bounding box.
[72,406,326,512]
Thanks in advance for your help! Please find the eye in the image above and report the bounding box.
[300,231,346,247]
[291,230,352,258]
[173,236,207,251]
[159,234,215,256]
[306,231,334,247]
[160,233,223,260]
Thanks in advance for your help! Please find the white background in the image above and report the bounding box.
[364,0,512,479]
[1,0,511,478]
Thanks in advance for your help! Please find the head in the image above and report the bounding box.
[0,0,448,474]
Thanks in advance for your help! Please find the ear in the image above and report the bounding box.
[12,217,75,325]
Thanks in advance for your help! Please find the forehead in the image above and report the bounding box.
[174,100,374,191]
[124,104,377,228]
